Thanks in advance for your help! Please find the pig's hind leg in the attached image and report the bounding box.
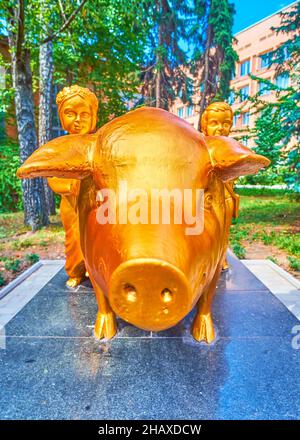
[89,273,117,340]
[191,263,222,344]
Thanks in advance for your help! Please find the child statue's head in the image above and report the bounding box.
[56,85,98,135]
[201,102,233,137]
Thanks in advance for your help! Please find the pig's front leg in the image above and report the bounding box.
[191,263,222,343]
[88,273,117,340]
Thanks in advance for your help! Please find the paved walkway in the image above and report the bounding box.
[0,254,299,419]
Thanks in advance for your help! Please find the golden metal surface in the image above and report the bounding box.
[201,102,240,271]
[48,85,98,287]
[18,107,269,343]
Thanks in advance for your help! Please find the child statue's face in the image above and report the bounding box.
[205,110,232,136]
[60,95,93,134]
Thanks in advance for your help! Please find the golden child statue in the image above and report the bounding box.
[201,101,240,271]
[48,85,98,287]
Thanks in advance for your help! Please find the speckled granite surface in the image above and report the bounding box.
[0,254,299,420]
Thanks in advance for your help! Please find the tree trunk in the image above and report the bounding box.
[155,22,162,108]
[8,27,49,231]
[39,39,56,215]
[11,48,49,230]
[198,24,213,131]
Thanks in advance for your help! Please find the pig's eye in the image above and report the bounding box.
[204,193,213,209]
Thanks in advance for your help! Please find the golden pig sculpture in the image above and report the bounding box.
[17,107,270,343]
[201,101,240,271]
[48,85,98,288]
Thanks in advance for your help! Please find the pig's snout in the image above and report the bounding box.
[109,258,191,331]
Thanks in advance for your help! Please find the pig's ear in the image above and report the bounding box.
[17,133,97,180]
[205,136,270,182]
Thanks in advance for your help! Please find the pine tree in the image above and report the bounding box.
[189,0,237,129]
[249,2,300,191]
[141,0,192,109]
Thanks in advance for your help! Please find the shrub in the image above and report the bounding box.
[4,258,21,273]
[0,273,5,286]
[235,187,291,197]
[287,256,300,272]
[25,253,40,264]
[231,243,246,259]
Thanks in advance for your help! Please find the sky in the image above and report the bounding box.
[232,0,297,34]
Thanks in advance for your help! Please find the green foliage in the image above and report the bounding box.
[4,258,21,273]
[251,107,285,162]
[190,0,237,113]
[25,253,40,264]
[11,238,34,250]
[243,3,300,192]
[0,273,5,287]
[229,224,248,259]
[140,0,191,109]
[231,243,246,259]
[209,0,238,101]
[235,186,292,197]
[0,273,5,286]
[288,256,300,272]
[248,85,300,192]
[52,0,150,125]
[230,195,300,263]
[0,139,22,213]
[1,0,150,130]
[266,256,278,264]
[237,166,289,186]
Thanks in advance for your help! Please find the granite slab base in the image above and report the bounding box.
[0,254,299,420]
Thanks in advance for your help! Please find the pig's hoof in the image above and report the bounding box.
[66,276,84,288]
[191,313,215,344]
[94,312,117,340]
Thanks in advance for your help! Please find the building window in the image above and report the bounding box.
[242,112,250,126]
[275,73,289,89]
[233,114,240,128]
[186,105,193,117]
[240,59,251,76]
[258,80,271,95]
[260,51,273,69]
[177,107,184,118]
[228,90,235,105]
[239,85,249,102]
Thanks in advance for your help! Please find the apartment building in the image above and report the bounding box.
[170,2,296,145]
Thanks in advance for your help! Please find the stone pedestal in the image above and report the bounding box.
[0,254,299,419]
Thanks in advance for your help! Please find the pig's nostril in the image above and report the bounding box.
[161,288,173,303]
[123,283,137,303]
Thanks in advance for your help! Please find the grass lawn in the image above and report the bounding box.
[0,212,65,287]
[230,195,300,279]
[0,194,299,287]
